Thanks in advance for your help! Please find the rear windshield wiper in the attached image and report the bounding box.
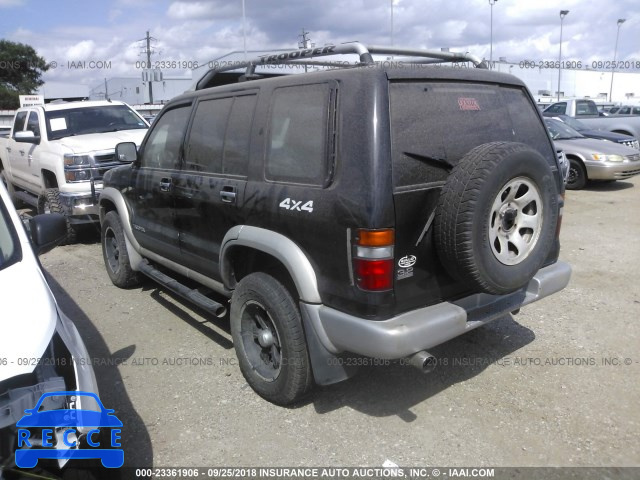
[403,151,453,171]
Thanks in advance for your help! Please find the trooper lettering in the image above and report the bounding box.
[259,45,336,64]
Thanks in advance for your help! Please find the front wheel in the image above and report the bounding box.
[230,272,313,405]
[101,211,141,288]
[567,158,587,190]
[38,188,77,244]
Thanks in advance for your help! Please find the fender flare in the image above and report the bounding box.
[98,187,145,271]
[220,225,321,304]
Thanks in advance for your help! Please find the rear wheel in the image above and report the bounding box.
[38,188,77,244]
[101,211,141,288]
[230,272,313,405]
[567,158,587,190]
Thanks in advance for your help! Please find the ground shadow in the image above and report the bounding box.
[44,274,154,475]
[582,180,635,192]
[309,314,536,420]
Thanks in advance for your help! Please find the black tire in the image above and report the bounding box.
[230,272,313,405]
[434,141,559,295]
[38,188,77,244]
[101,211,141,288]
[567,158,587,190]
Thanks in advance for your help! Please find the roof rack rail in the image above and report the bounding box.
[195,42,487,90]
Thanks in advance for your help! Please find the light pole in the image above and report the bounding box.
[557,10,569,101]
[489,0,498,69]
[609,18,626,102]
[242,0,247,60]
[390,0,394,47]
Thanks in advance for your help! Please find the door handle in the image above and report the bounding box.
[220,186,237,204]
[159,178,172,192]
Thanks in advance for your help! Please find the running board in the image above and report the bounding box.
[138,262,227,317]
[13,190,38,208]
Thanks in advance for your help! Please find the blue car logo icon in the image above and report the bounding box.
[15,391,123,469]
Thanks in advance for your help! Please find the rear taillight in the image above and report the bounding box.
[353,229,394,291]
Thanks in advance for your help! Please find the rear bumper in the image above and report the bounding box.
[302,261,572,359]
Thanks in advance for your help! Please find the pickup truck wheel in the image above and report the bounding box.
[434,141,559,295]
[101,211,141,288]
[230,272,313,405]
[567,158,587,190]
[38,188,77,244]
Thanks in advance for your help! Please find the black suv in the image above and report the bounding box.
[99,43,571,405]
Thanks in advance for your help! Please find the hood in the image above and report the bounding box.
[0,256,57,382]
[553,137,640,156]
[54,129,147,154]
[580,130,635,142]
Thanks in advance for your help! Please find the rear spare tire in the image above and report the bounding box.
[434,141,559,295]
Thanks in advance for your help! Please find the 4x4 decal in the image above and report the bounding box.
[279,198,314,213]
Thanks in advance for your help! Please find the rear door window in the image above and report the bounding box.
[390,82,552,188]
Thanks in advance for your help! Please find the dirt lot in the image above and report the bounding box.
[39,177,639,469]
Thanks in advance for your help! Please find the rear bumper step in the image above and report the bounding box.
[138,262,227,317]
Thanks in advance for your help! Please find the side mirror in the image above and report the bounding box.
[115,142,138,163]
[27,214,68,255]
[14,131,41,145]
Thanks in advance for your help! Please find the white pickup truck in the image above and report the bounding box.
[0,100,148,243]
[543,99,640,139]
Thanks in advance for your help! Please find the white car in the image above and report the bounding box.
[0,181,99,470]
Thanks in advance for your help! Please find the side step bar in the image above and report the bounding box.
[138,261,227,317]
[13,190,39,208]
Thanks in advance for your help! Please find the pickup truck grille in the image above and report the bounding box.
[94,153,116,163]
[620,139,640,150]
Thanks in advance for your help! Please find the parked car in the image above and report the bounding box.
[0,181,101,473]
[609,105,640,116]
[100,42,571,405]
[544,118,640,190]
[543,99,640,138]
[543,114,640,150]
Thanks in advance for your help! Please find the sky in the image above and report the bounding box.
[0,0,639,89]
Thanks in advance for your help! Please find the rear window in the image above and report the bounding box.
[575,100,599,116]
[390,82,552,188]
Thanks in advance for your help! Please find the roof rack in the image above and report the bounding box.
[195,42,487,90]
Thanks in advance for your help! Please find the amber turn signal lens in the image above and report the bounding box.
[356,229,394,247]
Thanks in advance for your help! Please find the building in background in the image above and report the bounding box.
[88,76,193,106]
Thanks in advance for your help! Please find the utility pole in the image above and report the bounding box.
[104,78,109,100]
[139,30,157,104]
[298,29,312,72]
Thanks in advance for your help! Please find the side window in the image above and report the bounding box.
[26,112,40,136]
[618,107,630,115]
[140,105,191,170]
[185,94,257,176]
[185,97,233,173]
[547,103,566,114]
[266,84,330,186]
[12,111,27,136]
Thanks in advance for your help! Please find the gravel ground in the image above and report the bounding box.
[39,176,639,470]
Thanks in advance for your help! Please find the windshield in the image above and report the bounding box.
[0,198,22,272]
[559,115,586,131]
[545,118,584,140]
[45,105,148,140]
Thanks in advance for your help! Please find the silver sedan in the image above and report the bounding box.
[545,118,640,190]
